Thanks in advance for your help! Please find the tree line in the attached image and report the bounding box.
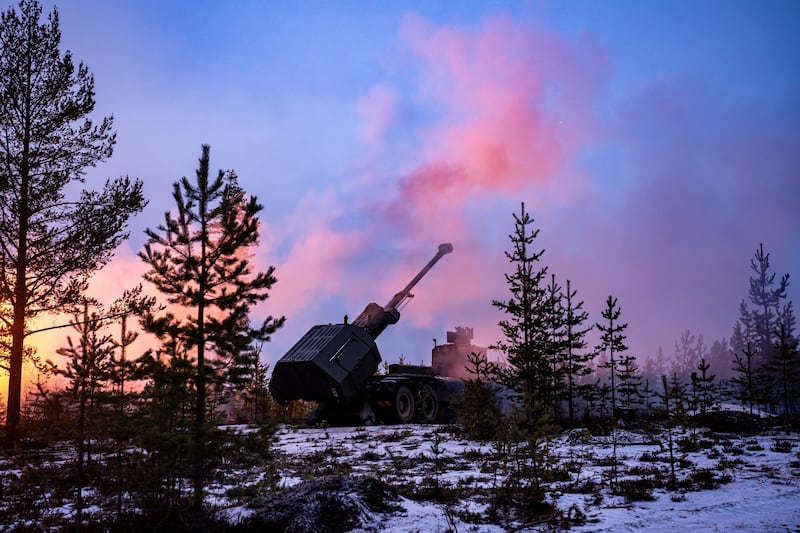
[460,202,799,443]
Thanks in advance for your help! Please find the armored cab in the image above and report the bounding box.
[268,324,381,402]
[269,243,453,412]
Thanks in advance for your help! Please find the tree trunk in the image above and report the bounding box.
[4,154,29,451]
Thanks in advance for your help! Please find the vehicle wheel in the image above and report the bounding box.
[417,388,439,423]
[394,386,414,423]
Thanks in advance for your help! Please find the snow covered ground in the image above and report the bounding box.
[1,422,797,531]
[258,423,800,532]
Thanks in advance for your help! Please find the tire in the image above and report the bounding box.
[394,385,415,423]
[417,388,439,423]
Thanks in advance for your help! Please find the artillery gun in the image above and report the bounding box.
[269,243,462,423]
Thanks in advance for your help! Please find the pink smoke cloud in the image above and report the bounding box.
[351,13,608,271]
[395,14,606,200]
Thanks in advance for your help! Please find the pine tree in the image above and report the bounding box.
[562,279,593,424]
[641,378,654,416]
[492,202,552,422]
[107,286,156,523]
[730,243,793,413]
[139,145,285,517]
[0,0,146,448]
[771,312,799,421]
[747,243,789,364]
[731,342,765,415]
[243,352,272,424]
[654,374,686,489]
[455,351,503,440]
[691,358,716,416]
[51,299,115,529]
[617,355,644,411]
[544,274,566,418]
[596,295,628,418]
[130,336,195,517]
[596,381,612,421]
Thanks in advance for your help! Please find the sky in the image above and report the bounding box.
[13,0,800,378]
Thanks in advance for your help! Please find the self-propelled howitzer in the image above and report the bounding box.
[269,243,456,423]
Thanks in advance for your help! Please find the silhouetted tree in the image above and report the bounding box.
[0,0,145,448]
[730,244,793,414]
[562,279,592,424]
[654,374,686,489]
[129,331,195,518]
[106,286,157,524]
[544,274,566,418]
[455,351,503,440]
[139,145,284,518]
[492,202,552,422]
[747,244,790,364]
[242,350,272,424]
[51,299,115,530]
[731,342,766,415]
[691,358,716,415]
[617,355,644,411]
[596,295,628,418]
[771,314,799,421]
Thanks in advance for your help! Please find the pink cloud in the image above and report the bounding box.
[382,14,607,236]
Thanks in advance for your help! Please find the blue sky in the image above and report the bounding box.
[22,0,800,371]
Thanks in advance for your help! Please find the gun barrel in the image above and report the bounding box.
[351,243,453,337]
[384,243,453,310]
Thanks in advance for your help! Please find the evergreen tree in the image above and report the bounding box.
[455,351,503,440]
[562,279,593,424]
[130,336,195,517]
[544,274,566,418]
[596,381,612,420]
[747,243,789,364]
[578,378,598,421]
[0,0,146,448]
[691,358,716,415]
[617,355,644,411]
[730,243,793,413]
[771,313,799,421]
[51,299,115,529]
[242,352,272,424]
[139,145,284,517]
[641,378,654,416]
[596,295,628,418]
[107,286,157,523]
[654,374,686,489]
[492,202,552,421]
[731,342,766,415]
